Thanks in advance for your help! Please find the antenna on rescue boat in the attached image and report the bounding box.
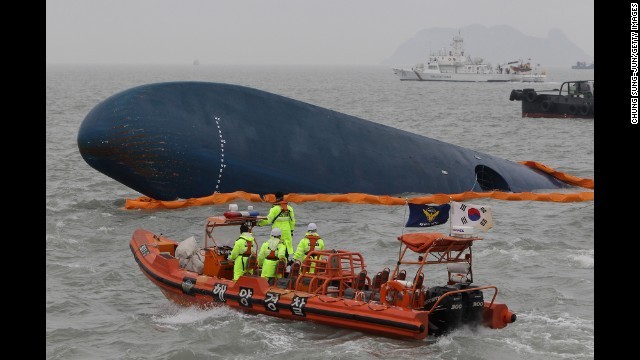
[399,198,409,260]
[448,197,453,236]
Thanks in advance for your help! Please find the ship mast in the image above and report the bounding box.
[451,32,464,57]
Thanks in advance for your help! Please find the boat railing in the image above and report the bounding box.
[387,233,482,306]
[295,249,367,296]
[204,215,265,248]
[424,285,498,314]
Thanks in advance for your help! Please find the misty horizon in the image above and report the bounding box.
[46,0,594,66]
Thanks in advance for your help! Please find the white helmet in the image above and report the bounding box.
[307,223,317,231]
[271,228,282,237]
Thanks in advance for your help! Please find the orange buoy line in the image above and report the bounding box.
[124,161,593,210]
[519,161,593,189]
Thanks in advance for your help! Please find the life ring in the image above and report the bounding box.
[379,280,411,307]
[526,91,537,102]
[568,104,578,115]
[579,104,590,116]
[541,100,554,111]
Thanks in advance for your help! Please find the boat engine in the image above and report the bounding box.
[455,284,485,326]
[424,286,463,336]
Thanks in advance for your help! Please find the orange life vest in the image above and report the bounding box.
[241,237,253,257]
[275,201,290,218]
[266,249,279,260]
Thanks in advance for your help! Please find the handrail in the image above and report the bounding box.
[424,285,498,315]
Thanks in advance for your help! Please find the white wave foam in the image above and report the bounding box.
[501,336,591,359]
[519,310,594,331]
[254,329,296,353]
[47,232,79,245]
[566,250,594,269]
[47,261,97,272]
[152,305,238,327]
[503,311,594,359]
[476,247,539,262]
[432,333,454,347]
[64,237,78,244]
[48,262,81,268]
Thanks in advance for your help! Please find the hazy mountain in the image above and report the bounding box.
[382,24,593,68]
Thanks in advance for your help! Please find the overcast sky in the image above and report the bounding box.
[46,0,594,65]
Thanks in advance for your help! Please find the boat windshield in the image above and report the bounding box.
[209,225,244,248]
[564,81,594,97]
[582,81,594,95]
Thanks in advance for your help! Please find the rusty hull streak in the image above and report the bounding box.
[81,128,174,179]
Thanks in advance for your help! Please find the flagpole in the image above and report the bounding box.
[448,197,453,236]
[401,198,408,237]
[400,198,408,260]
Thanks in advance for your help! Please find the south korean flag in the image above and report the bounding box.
[451,201,493,231]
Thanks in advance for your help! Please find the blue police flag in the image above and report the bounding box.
[405,203,450,227]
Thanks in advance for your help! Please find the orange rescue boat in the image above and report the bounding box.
[130,213,516,340]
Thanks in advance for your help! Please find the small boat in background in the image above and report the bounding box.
[521,74,546,83]
[508,59,547,83]
[509,60,532,73]
[130,209,516,340]
[509,80,594,118]
[571,61,594,70]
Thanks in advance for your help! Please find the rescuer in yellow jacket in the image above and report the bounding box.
[257,227,287,283]
[258,192,296,258]
[293,223,325,273]
[228,223,255,280]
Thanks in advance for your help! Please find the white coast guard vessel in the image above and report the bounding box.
[392,33,521,82]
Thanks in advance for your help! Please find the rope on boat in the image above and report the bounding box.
[367,303,388,311]
[342,299,368,307]
[317,295,341,303]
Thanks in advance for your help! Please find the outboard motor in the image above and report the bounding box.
[456,284,485,326]
[424,286,463,336]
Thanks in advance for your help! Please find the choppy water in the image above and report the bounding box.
[46,65,594,359]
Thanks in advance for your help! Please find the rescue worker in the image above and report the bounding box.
[258,192,295,259]
[228,223,255,280]
[293,223,325,273]
[257,227,287,284]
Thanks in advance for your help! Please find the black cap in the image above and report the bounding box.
[275,191,284,200]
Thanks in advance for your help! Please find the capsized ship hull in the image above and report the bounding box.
[78,81,569,200]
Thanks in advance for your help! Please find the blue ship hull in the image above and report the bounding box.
[77,82,569,200]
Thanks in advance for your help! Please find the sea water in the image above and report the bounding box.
[46,64,594,359]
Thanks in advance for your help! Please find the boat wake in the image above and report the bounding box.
[152,303,239,328]
[508,311,594,359]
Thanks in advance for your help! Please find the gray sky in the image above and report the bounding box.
[46,0,594,65]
